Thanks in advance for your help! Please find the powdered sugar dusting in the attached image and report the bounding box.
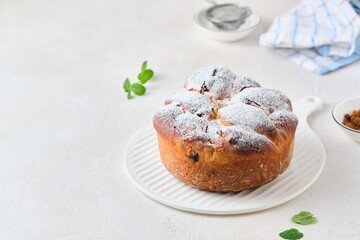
[175,113,209,143]
[218,103,276,133]
[153,66,298,152]
[165,90,214,116]
[205,120,223,143]
[185,66,236,100]
[223,126,275,152]
[185,66,262,100]
[269,110,298,131]
[230,88,291,114]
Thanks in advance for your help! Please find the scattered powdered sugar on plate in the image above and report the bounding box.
[153,66,298,152]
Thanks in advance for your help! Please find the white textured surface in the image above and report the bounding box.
[125,97,325,214]
[1,0,360,239]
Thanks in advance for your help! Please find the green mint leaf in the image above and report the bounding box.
[292,211,317,225]
[279,228,304,240]
[127,91,133,99]
[138,69,154,84]
[123,78,131,92]
[141,61,147,72]
[131,83,146,95]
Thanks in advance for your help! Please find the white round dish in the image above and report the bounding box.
[332,96,360,142]
[124,96,326,215]
[193,6,261,42]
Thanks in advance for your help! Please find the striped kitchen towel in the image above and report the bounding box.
[259,0,360,75]
[351,0,360,14]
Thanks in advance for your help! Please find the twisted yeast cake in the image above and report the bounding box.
[153,66,298,192]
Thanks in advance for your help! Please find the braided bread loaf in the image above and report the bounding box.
[153,66,298,192]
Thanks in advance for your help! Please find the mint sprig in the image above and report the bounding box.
[279,228,304,240]
[123,78,132,99]
[141,61,147,72]
[123,61,154,99]
[291,211,317,225]
[131,83,146,95]
[278,211,317,239]
[138,69,154,84]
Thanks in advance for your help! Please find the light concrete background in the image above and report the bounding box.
[1,0,360,239]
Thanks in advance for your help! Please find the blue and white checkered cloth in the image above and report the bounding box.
[259,0,360,75]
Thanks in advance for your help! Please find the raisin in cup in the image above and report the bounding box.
[332,96,360,142]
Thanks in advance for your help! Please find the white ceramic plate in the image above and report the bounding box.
[124,96,326,215]
[193,3,261,42]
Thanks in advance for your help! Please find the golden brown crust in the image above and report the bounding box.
[156,131,295,192]
[153,66,298,192]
